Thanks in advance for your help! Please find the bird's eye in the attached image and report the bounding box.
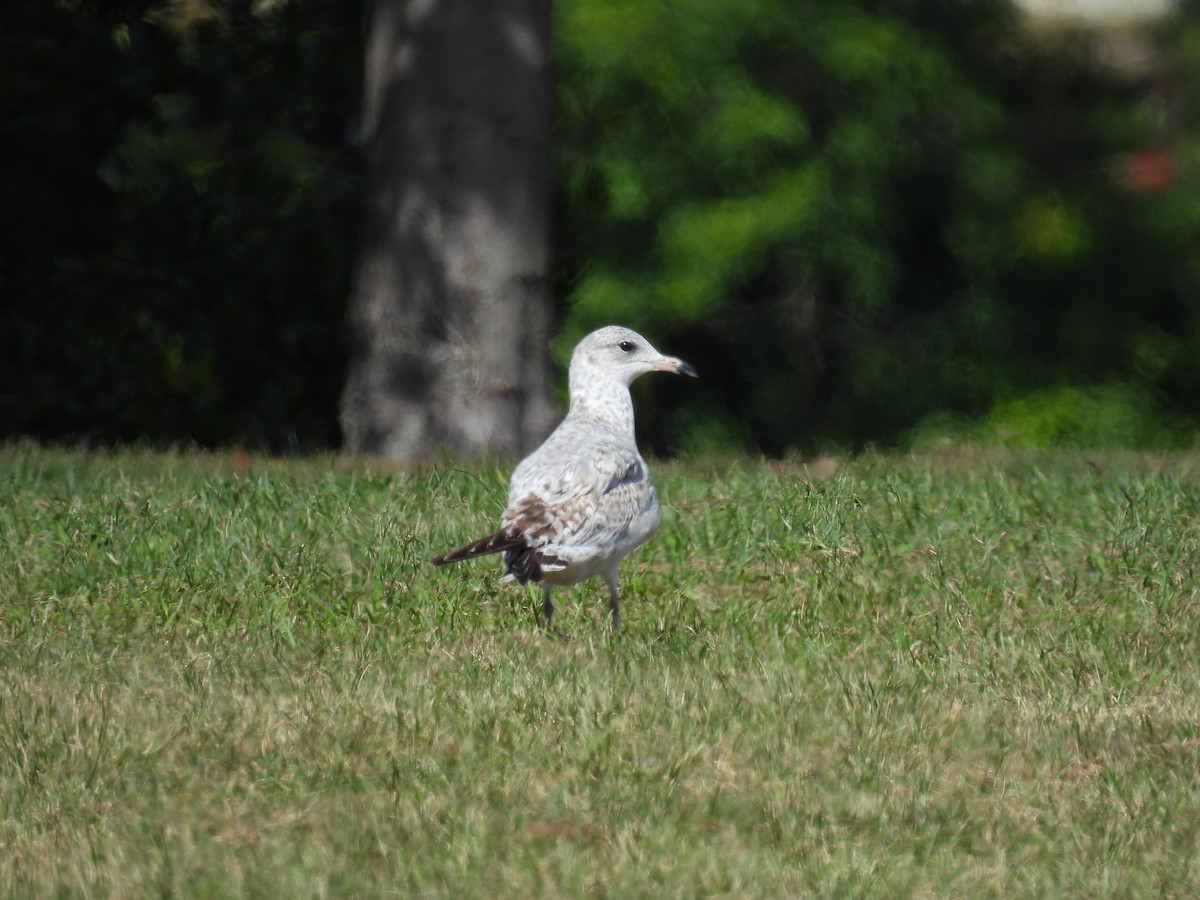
[618,340,635,353]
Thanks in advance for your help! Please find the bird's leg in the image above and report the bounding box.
[541,583,554,629]
[605,570,620,632]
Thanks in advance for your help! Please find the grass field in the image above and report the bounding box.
[2,442,1199,897]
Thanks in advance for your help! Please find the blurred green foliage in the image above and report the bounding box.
[555,0,1200,453]
[4,0,1200,453]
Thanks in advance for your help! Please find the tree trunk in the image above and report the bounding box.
[341,0,557,459]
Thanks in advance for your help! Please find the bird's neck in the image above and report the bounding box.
[566,374,636,439]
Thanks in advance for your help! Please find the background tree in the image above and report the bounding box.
[339,0,558,459]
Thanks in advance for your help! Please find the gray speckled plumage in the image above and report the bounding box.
[431,325,697,629]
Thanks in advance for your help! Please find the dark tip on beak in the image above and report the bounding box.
[655,355,698,377]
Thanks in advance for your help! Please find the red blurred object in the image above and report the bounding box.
[1125,148,1176,193]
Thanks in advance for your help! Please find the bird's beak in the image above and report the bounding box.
[655,355,698,377]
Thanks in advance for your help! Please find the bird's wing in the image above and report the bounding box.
[504,433,656,567]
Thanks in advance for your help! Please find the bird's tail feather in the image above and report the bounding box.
[431,526,525,566]
[431,526,565,586]
[503,546,545,584]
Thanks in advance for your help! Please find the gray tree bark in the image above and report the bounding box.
[341,0,558,459]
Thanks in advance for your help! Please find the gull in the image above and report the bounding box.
[431,325,697,629]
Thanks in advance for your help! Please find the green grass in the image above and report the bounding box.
[2,442,1199,897]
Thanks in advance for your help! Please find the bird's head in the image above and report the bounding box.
[570,325,698,388]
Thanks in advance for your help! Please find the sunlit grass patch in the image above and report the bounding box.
[1,443,1198,896]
